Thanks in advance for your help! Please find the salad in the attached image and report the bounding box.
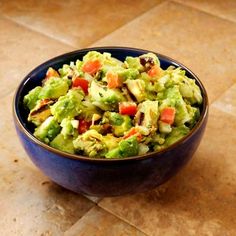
[23,51,202,158]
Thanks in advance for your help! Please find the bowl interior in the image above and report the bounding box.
[14,47,208,161]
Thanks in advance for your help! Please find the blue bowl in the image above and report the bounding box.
[13,47,208,197]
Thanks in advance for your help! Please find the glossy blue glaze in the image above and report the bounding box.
[13,47,208,196]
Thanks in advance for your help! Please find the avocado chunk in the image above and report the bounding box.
[39,77,70,99]
[179,79,202,105]
[185,105,200,128]
[125,56,144,71]
[155,74,170,92]
[34,116,61,144]
[51,89,84,122]
[73,130,107,157]
[161,67,202,105]
[103,134,119,151]
[164,125,190,147]
[126,79,146,102]
[105,147,122,158]
[113,115,132,137]
[101,55,124,75]
[89,81,125,111]
[23,86,42,110]
[58,63,78,78]
[104,112,132,137]
[117,68,139,81]
[105,136,139,158]
[50,133,75,154]
[80,100,101,120]
[82,51,104,63]
[108,112,124,126]
[119,136,139,157]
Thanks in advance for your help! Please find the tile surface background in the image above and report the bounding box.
[1,0,236,235]
[174,0,236,22]
[92,1,236,103]
[0,0,163,47]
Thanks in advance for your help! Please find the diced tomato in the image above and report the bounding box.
[72,77,89,94]
[82,60,101,75]
[119,102,137,116]
[123,127,142,142]
[148,65,161,77]
[160,107,176,125]
[45,67,59,79]
[107,72,122,89]
[78,119,91,134]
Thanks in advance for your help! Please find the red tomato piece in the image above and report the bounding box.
[78,119,91,134]
[160,107,176,125]
[72,77,89,94]
[123,127,142,142]
[148,65,161,77]
[107,72,122,89]
[82,60,101,75]
[119,102,137,116]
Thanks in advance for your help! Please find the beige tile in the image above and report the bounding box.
[0,0,164,47]
[64,206,145,236]
[212,83,236,117]
[174,0,236,23]
[99,107,236,235]
[0,17,73,97]
[0,94,95,236]
[0,159,95,236]
[0,93,29,162]
[92,1,236,103]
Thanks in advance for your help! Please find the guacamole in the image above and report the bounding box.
[24,51,202,158]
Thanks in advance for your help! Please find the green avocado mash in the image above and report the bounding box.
[24,51,203,158]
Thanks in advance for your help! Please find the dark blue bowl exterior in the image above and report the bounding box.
[14,47,208,197]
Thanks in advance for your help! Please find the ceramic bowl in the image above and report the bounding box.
[13,47,208,197]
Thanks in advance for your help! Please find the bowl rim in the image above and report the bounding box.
[13,46,209,163]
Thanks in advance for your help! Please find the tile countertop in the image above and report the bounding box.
[0,0,236,235]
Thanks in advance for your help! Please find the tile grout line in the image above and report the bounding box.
[210,82,236,107]
[89,0,236,47]
[1,15,77,49]
[87,0,168,47]
[79,0,169,48]
[1,1,167,51]
[63,206,95,235]
[63,205,149,236]
[170,0,236,24]
[83,195,103,204]
[211,82,236,116]
[97,203,149,236]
